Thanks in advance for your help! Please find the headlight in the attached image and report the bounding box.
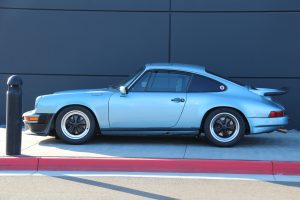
[35,96,43,108]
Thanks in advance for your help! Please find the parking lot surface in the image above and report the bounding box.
[1,173,299,200]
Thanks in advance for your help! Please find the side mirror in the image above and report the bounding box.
[119,86,127,95]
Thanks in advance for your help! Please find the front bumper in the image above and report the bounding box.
[248,116,288,134]
[22,110,54,135]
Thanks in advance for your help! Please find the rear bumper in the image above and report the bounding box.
[22,110,54,135]
[248,116,288,134]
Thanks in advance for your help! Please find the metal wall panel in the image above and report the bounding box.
[170,12,300,77]
[0,0,299,130]
[0,10,169,75]
[0,0,170,11]
[172,0,300,11]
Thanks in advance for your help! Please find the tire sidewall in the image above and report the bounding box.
[55,106,96,144]
[204,108,245,147]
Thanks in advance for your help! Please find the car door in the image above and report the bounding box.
[108,70,191,128]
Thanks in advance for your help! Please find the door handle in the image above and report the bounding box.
[171,98,185,103]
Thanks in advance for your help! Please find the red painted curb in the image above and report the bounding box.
[0,157,38,170]
[273,161,300,175]
[1,157,300,175]
[38,157,272,174]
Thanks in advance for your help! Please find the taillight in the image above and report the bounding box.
[269,111,285,118]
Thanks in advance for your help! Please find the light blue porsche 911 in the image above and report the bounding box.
[23,63,288,146]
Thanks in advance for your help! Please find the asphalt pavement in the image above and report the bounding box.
[1,128,300,161]
[0,172,299,200]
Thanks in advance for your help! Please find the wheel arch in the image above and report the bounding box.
[49,104,101,135]
[200,106,250,135]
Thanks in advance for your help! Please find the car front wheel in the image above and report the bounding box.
[55,106,96,144]
[204,108,245,147]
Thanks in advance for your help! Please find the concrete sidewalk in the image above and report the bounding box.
[1,128,300,161]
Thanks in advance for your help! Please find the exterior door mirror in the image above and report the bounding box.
[119,86,127,95]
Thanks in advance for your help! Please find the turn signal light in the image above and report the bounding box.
[269,111,284,118]
[23,116,39,121]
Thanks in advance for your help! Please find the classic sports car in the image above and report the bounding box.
[23,63,288,146]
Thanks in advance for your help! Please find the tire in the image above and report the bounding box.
[55,106,96,144]
[204,108,245,147]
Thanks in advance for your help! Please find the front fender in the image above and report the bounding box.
[35,92,112,128]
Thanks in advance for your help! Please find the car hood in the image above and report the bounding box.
[53,88,118,95]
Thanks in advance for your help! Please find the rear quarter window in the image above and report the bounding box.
[188,75,226,92]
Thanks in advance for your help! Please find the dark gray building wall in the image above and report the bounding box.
[0,0,299,129]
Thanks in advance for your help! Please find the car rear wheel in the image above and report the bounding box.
[55,106,96,144]
[204,108,245,147]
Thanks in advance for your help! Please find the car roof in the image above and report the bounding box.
[145,63,206,74]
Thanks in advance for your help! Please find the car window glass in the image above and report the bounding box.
[130,71,151,92]
[147,71,191,92]
[188,75,225,92]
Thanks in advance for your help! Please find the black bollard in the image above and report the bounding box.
[6,75,23,155]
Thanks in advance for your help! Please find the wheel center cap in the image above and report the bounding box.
[221,125,227,130]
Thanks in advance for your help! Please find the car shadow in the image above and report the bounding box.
[38,133,288,147]
[40,134,201,145]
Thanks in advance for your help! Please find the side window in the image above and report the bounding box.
[147,71,191,92]
[130,71,151,92]
[188,75,226,92]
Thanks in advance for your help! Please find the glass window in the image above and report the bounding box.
[188,75,226,92]
[146,71,191,92]
[130,71,151,92]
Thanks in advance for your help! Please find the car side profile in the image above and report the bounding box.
[23,63,288,146]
